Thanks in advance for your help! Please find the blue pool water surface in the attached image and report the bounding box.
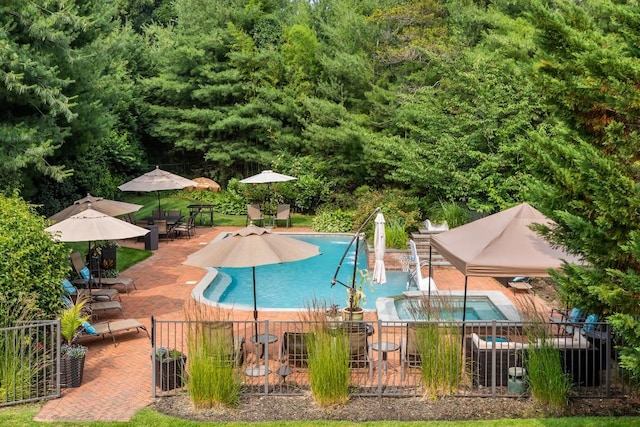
[394,296,507,321]
[202,234,409,310]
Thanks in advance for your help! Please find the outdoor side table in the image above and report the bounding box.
[250,333,278,360]
[372,341,400,374]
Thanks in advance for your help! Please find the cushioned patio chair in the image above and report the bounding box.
[549,307,586,336]
[62,278,121,302]
[70,252,136,294]
[246,204,264,226]
[78,318,149,347]
[274,204,291,228]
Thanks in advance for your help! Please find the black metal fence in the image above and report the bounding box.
[152,318,630,399]
[0,320,60,407]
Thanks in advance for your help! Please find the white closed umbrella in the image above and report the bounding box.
[372,212,386,284]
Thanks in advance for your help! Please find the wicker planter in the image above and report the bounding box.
[155,355,187,391]
[60,355,85,388]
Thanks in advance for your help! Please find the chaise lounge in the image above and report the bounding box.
[70,252,136,294]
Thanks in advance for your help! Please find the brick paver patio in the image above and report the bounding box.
[34,225,549,422]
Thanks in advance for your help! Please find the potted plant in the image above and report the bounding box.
[99,241,119,277]
[325,303,342,327]
[342,269,371,321]
[59,296,90,388]
[155,347,187,391]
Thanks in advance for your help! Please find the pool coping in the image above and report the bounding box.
[375,290,522,324]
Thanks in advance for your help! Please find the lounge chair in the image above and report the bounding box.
[77,289,124,319]
[407,240,438,293]
[70,252,136,294]
[78,318,149,346]
[62,278,120,302]
[279,331,312,368]
[246,204,264,226]
[274,204,291,228]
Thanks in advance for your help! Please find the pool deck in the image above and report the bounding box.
[34,225,552,422]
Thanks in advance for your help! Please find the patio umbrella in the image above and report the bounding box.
[184,224,320,336]
[45,206,150,254]
[372,212,386,284]
[117,166,198,213]
[48,193,143,223]
[240,170,297,211]
[186,177,221,192]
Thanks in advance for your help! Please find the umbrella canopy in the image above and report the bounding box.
[48,193,143,223]
[184,224,320,334]
[239,170,297,184]
[372,212,386,284]
[430,203,581,278]
[117,166,198,212]
[186,177,221,192]
[430,202,581,323]
[45,207,149,242]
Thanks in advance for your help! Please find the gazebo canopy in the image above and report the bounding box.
[430,203,581,277]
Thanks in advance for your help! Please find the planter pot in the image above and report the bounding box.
[155,356,187,391]
[342,307,364,321]
[60,355,85,388]
[99,246,117,276]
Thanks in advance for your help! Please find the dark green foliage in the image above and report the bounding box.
[0,194,69,323]
[311,207,354,233]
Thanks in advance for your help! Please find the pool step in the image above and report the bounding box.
[409,231,451,267]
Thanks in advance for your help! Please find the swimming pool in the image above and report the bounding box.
[376,291,521,323]
[196,234,410,310]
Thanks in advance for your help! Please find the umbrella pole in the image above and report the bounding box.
[461,276,468,347]
[157,191,162,215]
[252,266,259,338]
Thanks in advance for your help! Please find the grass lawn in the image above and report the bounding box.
[2,404,639,427]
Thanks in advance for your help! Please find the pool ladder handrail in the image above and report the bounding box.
[406,260,430,290]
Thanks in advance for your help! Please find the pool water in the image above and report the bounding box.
[202,234,409,310]
[394,296,507,321]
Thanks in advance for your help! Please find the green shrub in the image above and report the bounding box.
[0,194,70,323]
[428,201,470,228]
[353,188,421,237]
[311,207,354,232]
[386,219,408,249]
[308,329,350,406]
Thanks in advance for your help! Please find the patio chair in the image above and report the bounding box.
[77,318,149,347]
[341,322,372,377]
[76,289,124,319]
[154,219,174,242]
[167,209,182,218]
[152,209,165,219]
[70,252,136,294]
[549,307,585,336]
[197,321,245,367]
[62,278,121,302]
[173,212,196,239]
[122,213,137,225]
[274,204,291,228]
[246,204,264,226]
[279,331,312,368]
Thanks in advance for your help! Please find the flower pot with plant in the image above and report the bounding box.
[59,296,90,388]
[325,303,342,327]
[342,269,371,321]
[155,347,187,391]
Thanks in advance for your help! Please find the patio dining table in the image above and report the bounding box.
[143,215,182,226]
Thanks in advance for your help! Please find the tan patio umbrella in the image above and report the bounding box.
[117,166,198,213]
[372,212,386,284]
[48,193,143,223]
[239,170,297,185]
[185,177,221,192]
[45,206,150,255]
[184,224,320,336]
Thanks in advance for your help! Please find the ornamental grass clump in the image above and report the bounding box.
[0,295,43,403]
[303,302,350,406]
[410,296,464,398]
[185,301,241,408]
[308,329,350,406]
[521,296,571,411]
